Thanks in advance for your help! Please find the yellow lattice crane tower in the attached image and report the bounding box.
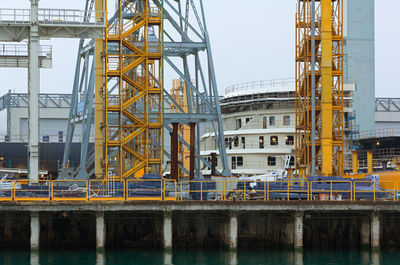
[96,0,163,179]
[296,0,344,176]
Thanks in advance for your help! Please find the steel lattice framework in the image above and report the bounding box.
[62,0,230,180]
[103,0,163,179]
[162,0,230,178]
[295,0,344,176]
[61,0,97,180]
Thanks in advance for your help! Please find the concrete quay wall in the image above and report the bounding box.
[0,201,399,250]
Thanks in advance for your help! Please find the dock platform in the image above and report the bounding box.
[0,201,399,251]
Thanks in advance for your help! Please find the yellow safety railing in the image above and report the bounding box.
[163,179,177,201]
[353,181,397,201]
[51,180,88,201]
[223,180,310,201]
[267,181,309,201]
[14,180,50,201]
[0,179,399,202]
[224,180,249,201]
[89,179,125,201]
[310,181,353,201]
[0,180,14,201]
[126,179,163,201]
[180,180,223,201]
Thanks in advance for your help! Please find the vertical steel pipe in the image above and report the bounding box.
[310,0,316,176]
[28,0,40,182]
[189,123,196,180]
[171,123,179,180]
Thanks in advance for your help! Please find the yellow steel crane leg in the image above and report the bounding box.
[320,0,333,176]
[367,151,373,173]
[352,151,358,174]
[95,0,104,179]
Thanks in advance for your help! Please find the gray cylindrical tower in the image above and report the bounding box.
[345,0,375,132]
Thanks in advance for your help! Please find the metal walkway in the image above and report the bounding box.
[0,8,105,41]
[0,43,52,68]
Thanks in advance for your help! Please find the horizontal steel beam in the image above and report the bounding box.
[0,56,52,68]
[164,113,217,124]
[80,41,206,57]
[0,93,72,110]
[164,42,206,56]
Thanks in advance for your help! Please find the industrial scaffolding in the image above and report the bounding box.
[295,0,344,176]
[102,1,163,179]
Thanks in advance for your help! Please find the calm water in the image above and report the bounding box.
[1,250,400,265]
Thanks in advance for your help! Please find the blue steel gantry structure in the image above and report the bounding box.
[61,0,230,180]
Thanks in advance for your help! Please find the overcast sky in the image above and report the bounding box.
[0,0,398,99]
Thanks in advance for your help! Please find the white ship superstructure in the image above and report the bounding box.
[201,79,296,177]
[201,79,355,177]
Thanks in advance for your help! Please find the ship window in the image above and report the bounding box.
[58,131,63,143]
[234,137,239,147]
[285,136,294,145]
[270,136,278,146]
[246,117,250,124]
[241,137,246,149]
[236,118,242,129]
[43,136,50,142]
[283,115,290,126]
[225,138,229,148]
[289,156,295,166]
[259,136,264,149]
[263,117,267,129]
[232,157,236,170]
[269,116,275,126]
[268,156,276,166]
[237,156,243,167]
[229,138,232,149]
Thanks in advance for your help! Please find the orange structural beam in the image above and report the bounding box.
[320,0,333,176]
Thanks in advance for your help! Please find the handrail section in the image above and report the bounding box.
[0,44,52,57]
[0,179,398,202]
[0,8,105,25]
